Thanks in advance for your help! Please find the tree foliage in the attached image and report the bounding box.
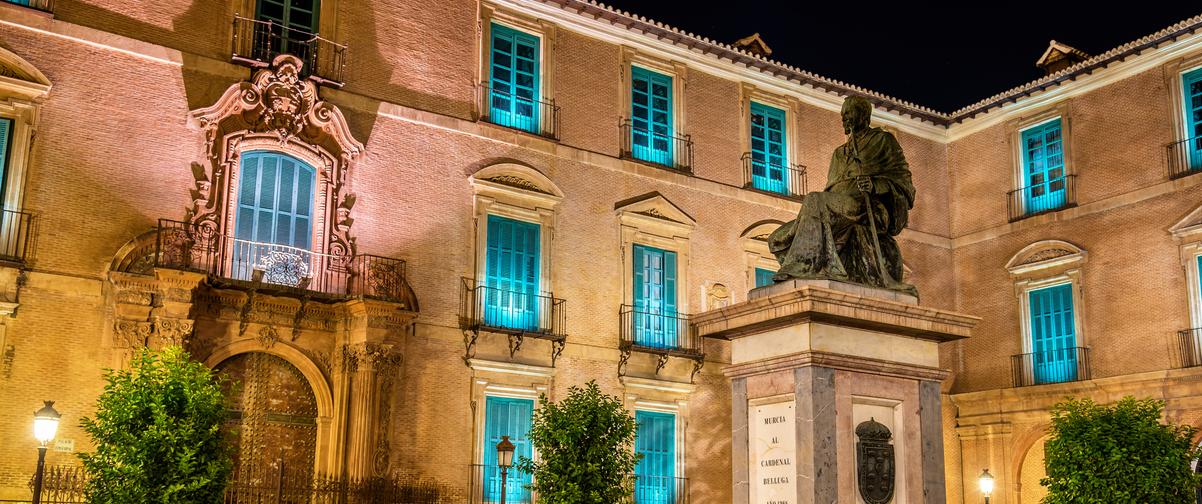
[79,346,232,503]
[1041,396,1202,504]
[517,380,640,504]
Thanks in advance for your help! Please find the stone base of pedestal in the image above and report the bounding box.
[693,281,978,504]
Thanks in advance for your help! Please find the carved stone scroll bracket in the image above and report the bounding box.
[507,333,524,359]
[550,339,566,368]
[462,329,479,365]
[617,347,632,377]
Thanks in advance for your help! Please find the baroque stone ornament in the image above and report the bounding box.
[855,418,895,504]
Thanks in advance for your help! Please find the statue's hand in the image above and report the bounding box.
[856,176,873,193]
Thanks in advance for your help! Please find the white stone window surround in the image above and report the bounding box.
[615,194,696,314]
[0,48,50,215]
[468,163,563,296]
[468,358,554,467]
[1005,240,1088,356]
[223,139,333,256]
[1008,104,1073,209]
[739,84,802,172]
[623,376,693,489]
[739,220,782,294]
[1164,52,1202,144]
[620,48,688,141]
[478,5,557,118]
[1170,206,1202,330]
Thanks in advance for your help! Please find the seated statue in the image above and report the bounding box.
[768,96,917,297]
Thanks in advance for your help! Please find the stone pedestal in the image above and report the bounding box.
[692,280,978,504]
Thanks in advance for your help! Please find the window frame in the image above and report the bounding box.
[1006,241,1087,358]
[616,196,695,316]
[620,48,687,162]
[1016,117,1068,216]
[1009,105,1073,217]
[484,20,545,134]
[469,164,562,304]
[479,6,555,128]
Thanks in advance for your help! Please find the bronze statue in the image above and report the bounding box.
[768,96,917,296]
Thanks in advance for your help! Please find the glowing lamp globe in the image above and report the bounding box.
[33,401,61,447]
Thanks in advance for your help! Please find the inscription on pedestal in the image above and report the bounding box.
[750,400,797,504]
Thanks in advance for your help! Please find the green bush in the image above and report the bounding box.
[79,346,232,503]
[517,381,640,504]
[1042,396,1202,503]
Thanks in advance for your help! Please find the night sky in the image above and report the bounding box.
[597,2,1202,113]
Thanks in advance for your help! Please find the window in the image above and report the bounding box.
[1182,67,1202,172]
[483,214,541,331]
[633,244,678,349]
[0,117,12,203]
[1020,119,1067,214]
[257,0,319,58]
[754,267,775,288]
[635,410,677,504]
[233,151,316,285]
[749,102,788,194]
[1027,283,1078,384]
[488,23,541,134]
[630,66,674,166]
[482,396,533,503]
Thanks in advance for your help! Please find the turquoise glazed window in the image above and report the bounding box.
[750,102,788,194]
[630,66,674,166]
[0,117,12,202]
[485,215,541,331]
[482,396,533,503]
[1183,67,1202,171]
[1020,119,1066,214]
[755,268,775,288]
[1029,283,1077,384]
[633,244,678,348]
[489,23,540,134]
[635,410,677,504]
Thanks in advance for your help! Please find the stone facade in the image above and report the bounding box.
[0,1,1199,503]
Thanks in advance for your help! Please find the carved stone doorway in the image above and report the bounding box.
[217,352,319,479]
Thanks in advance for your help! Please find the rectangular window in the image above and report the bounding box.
[489,23,541,134]
[633,244,678,348]
[630,66,674,166]
[0,117,12,203]
[256,0,319,59]
[750,102,788,194]
[635,410,677,504]
[1028,283,1077,384]
[755,267,775,288]
[1183,67,1202,171]
[482,396,534,503]
[1020,119,1066,214]
[485,215,541,331]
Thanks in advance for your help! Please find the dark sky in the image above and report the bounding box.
[597,1,1202,113]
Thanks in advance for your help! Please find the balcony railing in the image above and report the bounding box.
[1168,136,1202,179]
[741,152,806,199]
[2,0,53,12]
[231,15,347,87]
[479,84,560,140]
[1006,175,1077,222]
[469,464,533,504]
[154,219,410,304]
[0,208,33,264]
[628,475,689,504]
[1178,328,1202,368]
[460,278,566,339]
[620,119,693,172]
[619,305,701,358]
[1011,347,1091,387]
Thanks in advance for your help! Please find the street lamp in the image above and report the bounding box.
[978,468,995,504]
[496,435,515,504]
[31,401,61,504]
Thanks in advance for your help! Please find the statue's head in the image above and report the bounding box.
[841,96,872,135]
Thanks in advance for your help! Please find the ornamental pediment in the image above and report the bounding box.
[614,192,696,229]
[469,163,564,208]
[1005,240,1086,276]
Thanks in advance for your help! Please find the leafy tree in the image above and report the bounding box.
[517,380,641,503]
[79,346,232,503]
[1042,396,1202,503]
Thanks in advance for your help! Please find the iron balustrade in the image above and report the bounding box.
[154,219,410,304]
[2,0,52,12]
[0,208,33,264]
[1167,136,1202,179]
[620,119,694,172]
[460,278,566,339]
[1010,347,1091,387]
[231,15,348,87]
[469,464,534,504]
[628,475,689,504]
[740,152,807,199]
[1006,175,1077,222]
[478,84,560,140]
[1179,328,1202,368]
[619,304,701,357]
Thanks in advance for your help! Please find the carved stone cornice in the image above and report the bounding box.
[113,316,194,350]
[341,342,402,374]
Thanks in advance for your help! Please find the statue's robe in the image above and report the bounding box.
[768,126,917,295]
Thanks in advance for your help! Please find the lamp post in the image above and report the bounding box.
[31,401,61,504]
[978,468,995,504]
[496,435,515,504]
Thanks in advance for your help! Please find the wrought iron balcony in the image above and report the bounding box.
[460,278,567,364]
[231,15,347,87]
[1167,136,1202,179]
[2,0,52,12]
[154,219,411,305]
[478,84,560,140]
[620,119,693,172]
[469,464,533,504]
[628,475,690,504]
[1010,347,1091,387]
[0,208,33,265]
[1178,328,1202,368]
[619,304,703,380]
[741,152,806,199]
[1006,175,1077,222]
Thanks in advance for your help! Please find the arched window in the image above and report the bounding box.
[233,151,316,285]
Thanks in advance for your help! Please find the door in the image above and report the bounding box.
[1021,119,1066,214]
[482,396,534,503]
[484,215,541,331]
[633,244,678,348]
[631,66,674,166]
[750,102,788,194]
[490,23,540,134]
[635,411,677,504]
[234,151,316,286]
[1183,67,1202,171]
[1029,283,1077,384]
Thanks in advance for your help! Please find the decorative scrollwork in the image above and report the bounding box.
[462,329,479,365]
[618,347,632,377]
[257,249,311,287]
[654,353,670,375]
[365,260,403,300]
[551,339,566,368]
